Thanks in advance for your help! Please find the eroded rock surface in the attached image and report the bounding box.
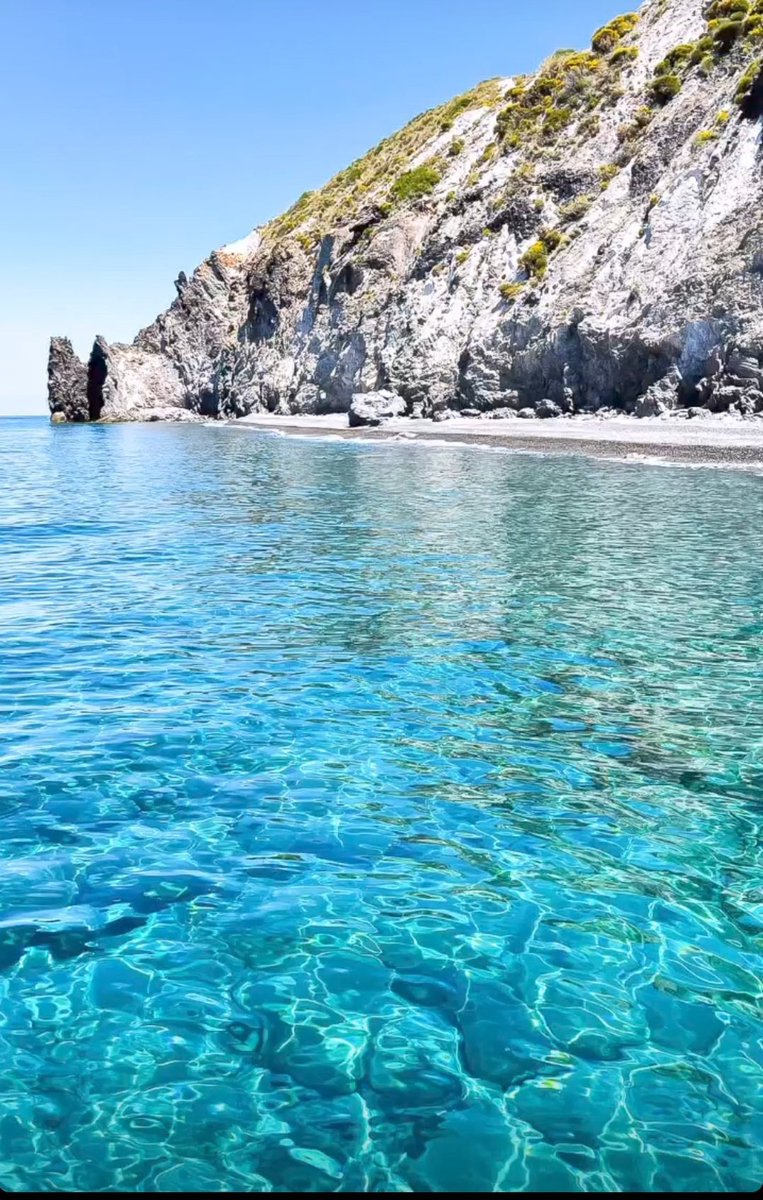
[49,0,763,423]
[48,338,88,422]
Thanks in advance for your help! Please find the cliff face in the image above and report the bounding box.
[49,0,763,423]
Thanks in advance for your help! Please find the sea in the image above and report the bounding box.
[0,414,761,1191]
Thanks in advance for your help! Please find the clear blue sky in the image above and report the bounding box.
[0,0,621,414]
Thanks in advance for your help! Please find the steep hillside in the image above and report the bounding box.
[49,0,763,423]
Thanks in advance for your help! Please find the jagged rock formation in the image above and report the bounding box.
[48,0,763,423]
[48,338,89,422]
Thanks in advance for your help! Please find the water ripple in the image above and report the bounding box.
[0,417,761,1191]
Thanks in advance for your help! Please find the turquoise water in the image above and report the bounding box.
[0,415,762,1192]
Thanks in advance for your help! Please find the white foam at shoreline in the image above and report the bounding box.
[234,410,763,451]
[218,421,763,472]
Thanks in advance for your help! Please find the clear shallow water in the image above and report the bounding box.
[0,415,762,1193]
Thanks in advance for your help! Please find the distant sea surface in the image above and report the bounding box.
[1,415,761,1192]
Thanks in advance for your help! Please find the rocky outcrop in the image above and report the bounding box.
[49,0,763,423]
[633,365,683,416]
[84,335,189,422]
[48,338,88,422]
[48,333,196,424]
[697,343,763,412]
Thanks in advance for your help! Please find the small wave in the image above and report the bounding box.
[605,451,763,473]
[211,421,763,472]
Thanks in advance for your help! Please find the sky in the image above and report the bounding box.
[0,0,622,415]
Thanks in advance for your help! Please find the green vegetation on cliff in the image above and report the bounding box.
[261,0,763,256]
[264,78,503,245]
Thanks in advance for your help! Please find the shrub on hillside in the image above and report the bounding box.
[540,227,566,250]
[655,43,696,74]
[499,281,526,301]
[709,18,745,50]
[735,56,763,107]
[599,162,620,185]
[706,0,749,17]
[391,163,441,202]
[610,45,639,64]
[559,194,594,222]
[649,74,682,104]
[520,240,549,279]
[591,13,639,54]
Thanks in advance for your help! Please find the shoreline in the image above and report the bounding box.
[232,412,763,467]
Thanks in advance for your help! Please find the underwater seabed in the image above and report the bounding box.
[0,416,761,1192]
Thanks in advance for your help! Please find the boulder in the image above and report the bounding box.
[536,398,562,419]
[348,390,407,427]
[732,395,759,416]
[696,345,763,413]
[634,367,682,417]
[726,350,763,385]
[559,387,575,414]
[145,408,205,423]
[705,386,733,413]
[517,407,536,419]
[634,395,667,417]
[704,382,762,414]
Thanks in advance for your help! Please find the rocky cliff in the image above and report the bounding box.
[48,0,763,423]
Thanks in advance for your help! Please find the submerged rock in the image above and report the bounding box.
[48,0,763,424]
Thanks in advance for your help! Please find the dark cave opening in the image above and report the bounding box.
[86,342,107,421]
